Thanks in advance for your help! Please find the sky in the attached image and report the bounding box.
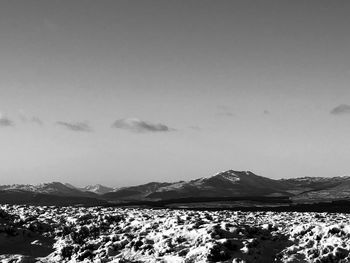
[1,0,350,187]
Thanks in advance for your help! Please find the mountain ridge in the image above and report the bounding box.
[1,170,350,205]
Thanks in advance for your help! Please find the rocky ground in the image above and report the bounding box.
[1,205,350,262]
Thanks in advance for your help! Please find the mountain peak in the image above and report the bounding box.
[82,184,114,195]
[216,170,253,175]
[213,170,254,178]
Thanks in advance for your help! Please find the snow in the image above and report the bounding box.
[156,181,187,192]
[1,205,350,262]
[221,173,240,183]
[211,170,242,183]
[82,184,114,195]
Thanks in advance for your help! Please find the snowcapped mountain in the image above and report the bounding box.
[103,171,350,202]
[281,176,350,187]
[0,182,107,206]
[0,182,113,196]
[1,170,350,205]
[148,170,292,200]
[280,176,350,195]
[104,170,290,201]
[0,182,97,198]
[290,177,350,202]
[81,184,114,195]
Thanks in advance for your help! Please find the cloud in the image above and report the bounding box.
[18,110,44,125]
[31,117,43,125]
[19,113,27,122]
[263,110,270,115]
[217,105,235,117]
[112,118,174,133]
[56,121,92,132]
[330,104,350,115]
[189,126,201,131]
[0,117,14,127]
[0,115,14,127]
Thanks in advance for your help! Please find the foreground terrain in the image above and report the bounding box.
[1,205,350,262]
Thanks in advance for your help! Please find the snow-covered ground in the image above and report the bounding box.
[0,205,350,262]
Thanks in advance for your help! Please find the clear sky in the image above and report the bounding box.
[1,0,350,187]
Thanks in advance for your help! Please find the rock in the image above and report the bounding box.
[334,247,349,260]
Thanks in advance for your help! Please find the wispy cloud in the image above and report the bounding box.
[56,121,92,132]
[217,105,235,117]
[112,118,175,133]
[31,117,43,125]
[19,115,44,125]
[330,104,350,115]
[0,114,14,127]
[19,112,27,122]
[18,110,44,125]
[189,125,201,131]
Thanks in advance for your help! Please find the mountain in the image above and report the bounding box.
[102,171,350,202]
[280,176,350,195]
[1,171,350,206]
[65,183,78,189]
[0,182,98,198]
[81,184,114,195]
[0,182,107,206]
[103,182,173,200]
[280,176,350,203]
[289,177,350,202]
[103,170,291,201]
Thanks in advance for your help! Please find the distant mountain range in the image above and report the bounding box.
[1,170,350,206]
